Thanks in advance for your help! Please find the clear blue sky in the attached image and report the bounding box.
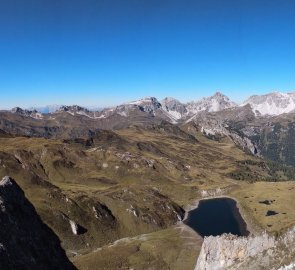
[1,0,295,108]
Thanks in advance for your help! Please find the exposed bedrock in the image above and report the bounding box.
[196,226,295,270]
[0,176,76,270]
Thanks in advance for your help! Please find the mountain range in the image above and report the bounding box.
[0,90,294,169]
[17,90,295,118]
[1,90,295,269]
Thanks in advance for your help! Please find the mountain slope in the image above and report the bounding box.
[0,176,76,270]
[0,120,294,269]
[2,91,295,167]
[186,104,295,167]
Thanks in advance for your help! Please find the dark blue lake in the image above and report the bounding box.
[184,198,249,237]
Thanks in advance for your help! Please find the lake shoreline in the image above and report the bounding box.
[182,195,257,236]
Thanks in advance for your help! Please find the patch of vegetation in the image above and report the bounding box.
[251,122,295,167]
[230,181,295,234]
[227,159,295,182]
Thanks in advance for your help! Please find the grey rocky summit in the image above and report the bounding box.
[241,91,295,116]
[11,107,42,119]
[186,91,237,115]
[161,97,188,119]
[58,105,91,113]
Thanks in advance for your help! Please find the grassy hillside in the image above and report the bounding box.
[0,123,294,269]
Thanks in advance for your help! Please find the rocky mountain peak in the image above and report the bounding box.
[211,91,234,103]
[161,97,180,103]
[161,97,187,120]
[55,105,99,118]
[212,91,226,98]
[12,107,37,114]
[128,96,161,106]
[241,91,295,116]
[124,97,162,114]
[186,92,237,115]
[58,105,90,113]
[11,107,43,119]
[161,97,182,106]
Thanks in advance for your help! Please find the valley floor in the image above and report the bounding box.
[0,124,295,269]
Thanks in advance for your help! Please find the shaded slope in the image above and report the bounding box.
[0,176,76,270]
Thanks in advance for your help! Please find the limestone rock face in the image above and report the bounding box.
[0,176,76,270]
[196,233,275,270]
[196,227,295,270]
[241,92,295,116]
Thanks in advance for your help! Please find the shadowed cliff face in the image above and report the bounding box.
[0,176,76,270]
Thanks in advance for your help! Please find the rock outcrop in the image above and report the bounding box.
[196,226,295,270]
[0,176,76,270]
[11,107,43,119]
[241,92,295,116]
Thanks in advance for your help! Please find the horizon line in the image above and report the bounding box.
[1,88,295,111]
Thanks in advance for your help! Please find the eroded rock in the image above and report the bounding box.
[196,226,295,270]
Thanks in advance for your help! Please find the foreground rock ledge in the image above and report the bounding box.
[0,176,76,270]
[196,227,295,270]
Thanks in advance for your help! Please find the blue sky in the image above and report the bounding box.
[1,0,295,108]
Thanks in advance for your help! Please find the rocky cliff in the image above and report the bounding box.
[0,176,76,270]
[196,227,295,270]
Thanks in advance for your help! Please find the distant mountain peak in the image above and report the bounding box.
[186,92,236,115]
[161,97,181,103]
[58,105,90,113]
[121,97,162,115]
[11,107,43,119]
[211,91,232,101]
[10,91,295,125]
[241,91,295,116]
[161,97,187,121]
[12,107,37,114]
[55,105,106,119]
[213,91,225,97]
[128,97,160,105]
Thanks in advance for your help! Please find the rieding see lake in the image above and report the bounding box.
[184,198,249,237]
